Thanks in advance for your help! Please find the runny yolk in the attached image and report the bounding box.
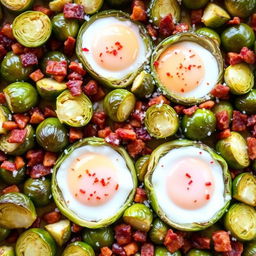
[156,42,205,94]
[166,157,215,210]
[67,152,119,206]
[91,23,139,71]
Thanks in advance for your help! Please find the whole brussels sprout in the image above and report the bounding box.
[225,0,256,18]
[149,218,168,244]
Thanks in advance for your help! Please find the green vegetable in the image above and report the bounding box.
[145,104,179,139]
[224,63,254,95]
[13,11,52,47]
[149,0,181,26]
[235,89,256,114]
[52,13,79,41]
[243,241,256,256]
[0,0,33,12]
[155,246,181,256]
[135,155,150,182]
[0,163,26,185]
[24,178,52,207]
[82,227,114,250]
[16,228,56,256]
[36,117,68,153]
[62,241,95,256]
[106,0,131,8]
[212,101,233,123]
[0,106,11,135]
[224,203,256,241]
[221,23,255,52]
[216,132,250,169]
[56,90,93,127]
[74,0,103,14]
[202,3,230,28]
[0,227,10,242]
[3,82,38,113]
[149,218,168,244]
[182,109,216,140]
[123,203,153,232]
[196,27,221,46]
[224,0,256,18]
[198,223,223,239]
[104,89,136,122]
[0,246,15,256]
[0,52,33,82]
[232,173,256,207]
[45,220,71,246]
[49,0,72,12]
[0,192,37,229]
[182,0,209,9]
[187,249,213,256]
[131,71,155,99]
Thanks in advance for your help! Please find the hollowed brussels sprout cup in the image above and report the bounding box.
[76,10,153,88]
[151,33,224,105]
[0,0,33,12]
[52,137,137,228]
[144,140,232,231]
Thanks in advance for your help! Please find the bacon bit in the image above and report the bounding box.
[115,184,119,191]
[240,46,256,64]
[159,14,175,37]
[64,36,76,56]
[69,128,83,142]
[100,247,113,256]
[216,110,229,130]
[146,24,158,38]
[83,80,98,96]
[92,111,106,129]
[69,61,86,76]
[222,241,243,256]
[124,242,139,256]
[1,24,15,40]
[227,16,241,25]
[212,231,232,252]
[11,42,24,55]
[148,95,170,106]
[2,121,18,130]
[247,137,256,160]
[199,100,215,109]
[250,13,256,31]
[127,139,145,158]
[174,105,185,114]
[226,52,243,65]
[43,211,61,224]
[71,223,83,233]
[211,84,230,99]
[80,189,86,194]
[68,71,83,81]
[130,0,147,22]
[232,110,247,132]
[43,152,57,167]
[191,9,203,24]
[105,132,120,146]
[29,69,44,82]
[20,52,38,67]
[14,156,25,170]
[84,124,97,137]
[30,164,51,178]
[115,128,136,141]
[191,235,211,250]
[134,187,147,203]
[90,85,106,102]
[112,243,126,255]
[205,182,212,186]
[0,160,16,171]
[82,48,89,52]
[24,47,44,59]
[205,194,210,200]
[98,127,112,138]
[49,39,62,51]
[33,5,53,16]
[7,129,27,143]
[133,230,147,243]
[30,108,45,124]
[2,184,19,194]
[173,23,189,34]
[183,106,198,116]
[217,129,231,140]
[26,149,44,167]
[114,224,132,246]
[164,229,184,253]
[63,3,84,20]
[43,107,57,118]
[66,80,83,96]
[53,75,65,83]
[141,243,154,256]
[0,92,6,104]
[46,60,67,76]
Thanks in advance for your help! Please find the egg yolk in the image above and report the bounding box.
[156,43,206,94]
[166,157,215,210]
[67,152,119,206]
[91,23,139,71]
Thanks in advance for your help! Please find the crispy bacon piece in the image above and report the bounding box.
[199,100,215,109]
[2,184,19,194]
[49,39,62,51]
[1,24,14,40]
[14,156,25,169]
[105,132,120,146]
[30,164,51,179]
[211,84,230,99]
[0,92,5,104]
[2,121,18,130]
[71,223,83,233]
[247,115,256,127]
[217,128,231,140]
[53,75,65,82]
[247,137,256,160]
[173,23,189,34]
[64,36,76,57]
[63,3,84,19]
[0,160,16,171]
[135,128,151,141]
[26,149,44,167]
[133,230,147,243]
[127,139,145,158]
[69,128,83,142]
[222,241,243,256]
[226,52,243,65]
[141,243,154,256]
[29,69,44,82]
[46,60,67,76]
[124,242,139,256]
[69,61,86,76]
[44,107,57,117]
[0,44,6,59]
[174,105,185,114]
[84,124,97,137]
[11,42,24,55]
[227,17,241,25]
[232,111,247,132]
[66,80,83,96]
[212,231,232,252]
[191,235,211,250]
[164,229,184,253]
[24,47,44,59]
[134,188,147,203]
[159,14,175,37]
[7,129,27,143]
[30,108,45,124]
[68,71,83,81]
[98,127,112,138]
[112,243,126,256]
[146,24,158,38]
[115,224,132,246]
[33,5,53,16]
[148,95,170,106]
[43,211,61,224]
[90,86,106,102]
[101,247,113,256]
[43,152,57,167]
[240,47,256,64]
[216,110,229,130]
[183,106,198,116]
[115,128,137,141]
[31,217,41,228]
[191,9,203,24]
[0,33,14,50]
[92,111,106,128]
[83,80,98,96]
[130,0,147,22]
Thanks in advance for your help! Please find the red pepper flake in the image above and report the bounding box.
[75,193,78,197]
[180,88,185,93]
[206,194,210,200]
[100,178,106,186]
[153,61,159,67]
[78,174,82,178]
[190,54,195,58]
[115,184,119,190]
[188,180,193,185]
[104,193,109,196]
[185,173,191,178]
[107,177,111,180]
[199,152,202,154]
[80,189,86,194]
[210,161,214,164]
[205,182,212,186]
[197,65,202,69]
[94,177,99,184]
[166,72,171,76]
[96,196,101,200]
[194,200,197,203]
[90,193,93,197]
[82,48,89,52]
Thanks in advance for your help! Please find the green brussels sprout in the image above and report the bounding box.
[224,203,256,241]
[198,223,222,238]
[123,203,153,232]
[74,0,103,14]
[0,246,15,256]
[62,241,95,256]
[196,27,221,46]
[104,89,136,122]
[149,218,168,244]
[182,0,209,9]
[52,13,79,41]
[23,178,52,207]
[202,3,230,28]
[36,117,68,153]
[0,192,37,229]
[0,163,26,185]
[3,82,38,113]
[49,0,72,12]
[149,0,181,26]
[0,52,33,82]
[243,241,256,256]
[135,155,150,182]
[235,89,256,114]
[145,104,179,139]
[212,101,233,123]
[187,249,213,256]
[224,0,256,18]
[13,11,52,47]
[0,0,33,12]
[221,23,255,53]
[106,0,131,8]
[82,227,114,250]
[0,227,10,242]
[56,90,93,127]
[0,106,11,135]
[224,63,254,95]
[216,132,250,169]
[182,109,216,140]
[16,228,56,256]
[155,246,181,256]
[232,172,256,207]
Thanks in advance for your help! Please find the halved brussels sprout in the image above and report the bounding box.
[0,246,15,256]
[182,0,209,10]
[149,0,181,26]
[63,241,95,256]
[243,241,256,256]
[224,203,256,241]
[16,228,56,256]
[0,106,11,135]
[0,163,26,185]
[13,11,52,47]
[76,10,153,88]
[155,246,181,256]
[0,0,33,12]
[187,249,213,256]
[56,90,93,127]
[0,227,10,242]
[145,104,179,139]
[216,132,250,169]
[0,192,37,229]
[196,27,221,46]
[104,89,135,122]
[233,173,256,207]
[151,32,223,105]
[49,0,72,12]
[212,101,233,123]
[235,89,256,114]
[74,0,103,14]
[135,155,150,182]
[149,218,168,244]
[224,63,254,95]
[224,0,256,18]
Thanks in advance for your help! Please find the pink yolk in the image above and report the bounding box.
[67,152,119,206]
[166,157,215,210]
[156,43,205,94]
[91,24,139,71]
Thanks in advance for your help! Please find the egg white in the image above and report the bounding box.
[152,146,230,224]
[56,145,134,222]
[81,17,148,79]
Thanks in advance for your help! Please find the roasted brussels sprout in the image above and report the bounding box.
[224,0,256,18]
[56,90,93,127]
[0,163,26,185]
[16,228,56,256]
[0,246,15,256]
[0,106,11,135]
[155,246,181,256]
[63,241,95,256]
[1,52,33,82]
[149,218,168,244]
[196,27,221,46]
[243,241,256,256]
[182,0,209,9]
[0,0,33,12]
[74,0,103,14]
[212,101,233,123]
[145,104,179,139]
[235,89,256,114]
[106,0,131,7]
[52,13,79,41]
[221,23,255,52]
[13,11,52,47]
[187,249,213,256]
[104,89,135,122]
[216,132,250,169]
[135,155,150,182]
[0,227,10,242]
[36,117,68,153]
[23,178,52,207]
[224,63,254,95]
[3,82,38,113]
[0,192,37,229]
[224,203,256,241]
[49,0,72,12]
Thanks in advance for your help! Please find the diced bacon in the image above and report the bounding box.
[232,111,247,132]
[222,241,243,256]
[134,188,147,203]
[30,164,51,178]
[43,211,61,224]
[31,217,41,228]
[71,223,83,233]
[53,75,65,82]
[14,156,25,169]
[2,121,18,130]
[0,44,6,59]
[90,86,106,102]
[0,151,7,162]
[33,5,53,16]
[164,229,184,253]
[226,52,243,65]
[1,24,14,40]
[141,243,154,256]
[250,13,256,31]
[146,24,158,38]
[2,184,19,194]
[98,127,112,138]
[43,152,57,167]
[0,160,16,171]
[43,107,57,117]
[115,128,137,140]
[64,36,76,57]
[66,80,83,96]
[115,224,132,246]
[124,242,139,256]
[191,235,211,250]
[212,231,232,252]
[83,80,98,96]
[130,0,147,22]
[199,100,215,109]
[26,149,44,167]
[112,243,126,256]
[174,105,185,114]
[247,115,256,127]
[148,95,170,106]
[183,106,198,116]
[49,39,62,51]
[159,14,175,37]
[29,69,44,82]
[211,84,230,99]
[240,47,256,64]
[133,230,147,243]
[92,111,106,128]
[216,110,229,130]
[227,17,241,25]
[135,127,151,141]
[217,128,231,140]
[7,129,27,143]
[46,60,67,76]
[69,127,83,142]
[0,33,14,50]
[247,137,256,160]
[30,108,45,124]
[130,119,141,128]
[181,238,193,254]
[0,92,6,104]
[63,3,84,19]
[101,247,112,256]
[105,132,120,146]
[69,61,86,76]
[127,139,145,158]
[68,71,83,81]
[84,124,97,137]
[24,47,44,59]
[173,23,189,34]
[191,9,203,24]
